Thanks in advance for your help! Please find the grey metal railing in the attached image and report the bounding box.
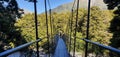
[0,39,42,57]
[81,38,120,54]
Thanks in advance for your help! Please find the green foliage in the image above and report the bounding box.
[104,0,120,56]
[0,0,26,52]
[104,0,120,15]
[15,14,36,42]
[103,0,120,10]
[77,6,114,54]
[79,6,113,43]
[15,6,115,55]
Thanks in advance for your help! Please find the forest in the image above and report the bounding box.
[0,0,120,57]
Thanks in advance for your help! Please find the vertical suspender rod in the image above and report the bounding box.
[33,0,39,57]
[85,0,91,57]
[44,0,50,57]
[73,0,79,57]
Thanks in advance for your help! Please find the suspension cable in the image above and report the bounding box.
[69,0,76,54]
[65,13,71,50]
[48,0,54,53]
[85,0,91,57]
[33,0,39,57]
[69,9,73,52]
[65,17,69,53]
[73,0,79,57]
[48,0,51,9]
[72,0,76,9]
[44,0,50,57]
[69,0,76,55]
[48,0,53,38]
[50,10,52,37]
[68,14,71,52]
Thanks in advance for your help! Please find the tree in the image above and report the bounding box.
[78,6,113,55]
[104,0,120,57]
[0,0,26,52]
[104,0,120,15]
[103,0,120,9]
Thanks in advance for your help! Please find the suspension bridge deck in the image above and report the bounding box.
[53,36,69,57]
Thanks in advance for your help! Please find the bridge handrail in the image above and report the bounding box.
[81,38,120,54]
[0,38,42,57]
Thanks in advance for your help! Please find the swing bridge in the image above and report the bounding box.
[0,0,120,57]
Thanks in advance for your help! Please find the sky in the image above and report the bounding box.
[17,0,73,14]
